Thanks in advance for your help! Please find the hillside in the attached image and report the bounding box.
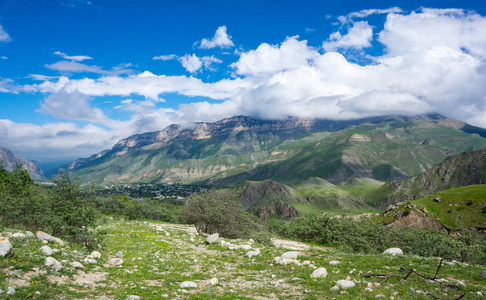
[372,149,486,208]
[376,185,486,231]
[0,146,45,180]
[58,114,486,186]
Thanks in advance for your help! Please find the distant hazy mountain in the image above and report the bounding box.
[57,114,486,186]
[0,146,45,180]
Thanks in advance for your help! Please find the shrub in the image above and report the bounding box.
[181,189,259,239]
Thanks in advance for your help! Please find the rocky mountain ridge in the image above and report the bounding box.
[55,114,486,186]
[0,146,45,180]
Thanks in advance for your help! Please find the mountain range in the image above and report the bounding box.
[0,145,45,180]
[51,114,486,187]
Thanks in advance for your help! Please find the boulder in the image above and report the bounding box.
[180,281,197,288]
[0,237,13,257]
[12,233,25,239]
[84,258,98,264]
[90,251,102,259]
[70,261,84,269]
[281,251,300,259]
[25,231,34,238]
[310,267,328,279]
[206,233,220,244]
[45,257,63,271]
[40,245,53,256]
[336,280,355,289]
[383,248,403,256]
[36,231,64,246]
[246,250,260,258]
[107,258,123,266]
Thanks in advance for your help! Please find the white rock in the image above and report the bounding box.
[293,259,301,266]
[107,258,123,266]
[308,264,317,269]
[90,251,102,259]
[246,250,260,258]
[238,245,252,250]
[40,245,53,256]
[116,251,124,258]
[302,260,311,265]
[180,281,197,288]
[189,238,195,242]
[278,258,294,265]
[45,257,63,271]
[70,261,84,269]
[365,287,373,292]
[273,257,282,263]
[84,258,98,264]
[382,248,403,256]
[0,237,13,257]
[209,278,218,285]
[36,231,55,242]
[6,286,15,295]
[127,295,141,299]
[336,280,355,289]
[329,260,341,265]
[206,233,220,244]
[165,232,170,237]
[12,233,25,238]
[330,285,339,291]
[25,231,34,238]
[310,267,328,279]
[281,251,300,259]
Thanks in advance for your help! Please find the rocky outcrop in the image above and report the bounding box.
[0,146,44,180]
[386,209,446,231]
[250,201,299,221]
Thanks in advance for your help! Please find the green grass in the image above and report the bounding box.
[1,219,485,299]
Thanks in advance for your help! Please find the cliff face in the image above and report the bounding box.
[0,146,45,180]
[377,149,486,208]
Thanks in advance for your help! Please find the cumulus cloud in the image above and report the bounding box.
[37,91,107,122]
[45,60,133,75]
[198,26,234,49]
[153,54,177,61]
[0,25,11,42]
[323,21,373,52]
[54,51,93,61]
[178,54,222,73]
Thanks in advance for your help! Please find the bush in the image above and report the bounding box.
[267,214,486,264]
[181,189,259,239]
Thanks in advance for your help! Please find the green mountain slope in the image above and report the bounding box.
[62,114,486,186]
[371,149,486,208]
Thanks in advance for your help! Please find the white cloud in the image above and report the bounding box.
[231,36,319,76]
[37,91,107,122]
[178,54,222,73]
[198,25,234,49]
[54,51,93,62]
[0,25,11,42]
[153,54,178,61]
[1,56,7,60]
[45,60,133,75]
[323,21,373,52]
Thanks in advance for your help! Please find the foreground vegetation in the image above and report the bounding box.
[1,165,486,298]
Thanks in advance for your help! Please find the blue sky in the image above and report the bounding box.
[1,0,486,170]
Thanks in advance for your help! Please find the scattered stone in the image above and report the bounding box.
[238,245,252,250]
[70,261,84,269]
[209,278,218,285]
[0,237,13,257]
[336,280,356,289]
[248,238,255,243]
[127,295,141,299]
[246,250,260,258]
[329,260,341,265]
[25,231,34,238]
[206,233,220,244]
[84,258,98,264]
[116,251,124,258]
[40,245,53,256]
[310,267,328,279]
[107,258,124,266]
[302,260,311,265]
[12,233,25,239]
[45,257,63,271]
[180,281,197,288]
[190,238,195,242]
[277,258,294,265]
[376,294,385,298]
[90,251,102,259]
[382,248,403,256]
[36,231,55,242]
[281,251,300,259]
[308,264,317,269]
[365,287,373,292]
[480,270,486,278]
[6,287,15,295]
[273,257,282,263]
[330,285,339,291]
